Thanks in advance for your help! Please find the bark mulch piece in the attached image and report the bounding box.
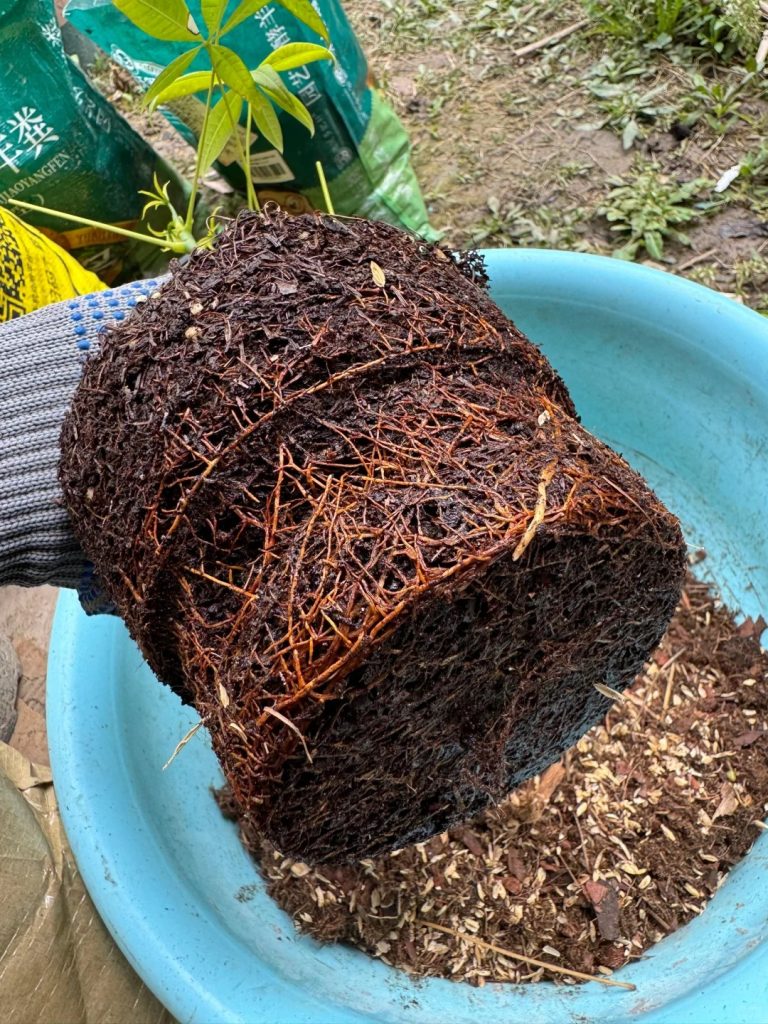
[241,572,768,987]
[61,208,684,862]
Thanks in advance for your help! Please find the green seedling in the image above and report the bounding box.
[737,142,768,180]
[585,81,675,149]
[587,54,649,85]
[721,0,765,55]
[600,164,708,261]
[683,71,756,134]
[11,0,333,252]
[472,197,587,250]
[735,253,768,292]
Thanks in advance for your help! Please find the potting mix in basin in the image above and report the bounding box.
[57,210,766,988]
[233,571,768,986]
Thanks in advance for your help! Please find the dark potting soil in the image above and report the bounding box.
[230,572,768,986]
[60,209,684,863]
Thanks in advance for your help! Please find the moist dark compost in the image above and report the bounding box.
[242,574,768,987]
[59,208,686,862]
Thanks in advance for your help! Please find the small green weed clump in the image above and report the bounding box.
[585,79,675,148]
[599,164,709,260]
[472,197,587,249]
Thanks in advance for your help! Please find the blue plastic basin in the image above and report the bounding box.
[47,250,768,1024]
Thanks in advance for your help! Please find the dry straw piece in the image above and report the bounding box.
[60,209,685,862]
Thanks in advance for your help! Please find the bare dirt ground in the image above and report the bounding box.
[342,0,768,312]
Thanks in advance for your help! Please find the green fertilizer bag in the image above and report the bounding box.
[64,0,437,239]
[0,0,187,281]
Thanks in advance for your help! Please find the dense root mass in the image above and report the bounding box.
[60,210,686,861]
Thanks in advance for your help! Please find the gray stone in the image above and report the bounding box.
[0,631,20,742]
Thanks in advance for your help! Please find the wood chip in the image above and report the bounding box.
[583,880,620,941]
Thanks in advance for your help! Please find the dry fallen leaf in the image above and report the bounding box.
[712,782,740,821]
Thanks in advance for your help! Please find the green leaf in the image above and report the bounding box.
[144,48,201,108]
[113,0,200,41]
[622,119,639,150]
[252,64,313,134]
[210,43,260,103]
[275,0,329,41]
[614,242,637,261]
[263,42,333,71]
[153,69,215,104]
[199,91,243,170]
[220,0,270,36]
[250,91,283,150]
[201,0,230,34]
[669,229,691,247]
[644,231,664,260]
[221,0,328,39]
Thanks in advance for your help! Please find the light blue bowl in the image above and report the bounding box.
[47,250,768,1024]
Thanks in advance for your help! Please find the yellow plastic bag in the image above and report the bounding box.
[0,208,105,321]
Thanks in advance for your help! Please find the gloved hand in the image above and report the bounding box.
[0,277,166,611]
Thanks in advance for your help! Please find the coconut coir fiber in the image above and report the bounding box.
[60,209,686,862]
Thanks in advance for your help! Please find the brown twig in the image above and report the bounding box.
[676,248,717,272]
[514,18,589,58]
[415,919,636,990]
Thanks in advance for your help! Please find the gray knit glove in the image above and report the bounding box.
[0,277,165,611]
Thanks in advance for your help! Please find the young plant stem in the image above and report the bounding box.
[217,87,259,213]
[244,104,258,211]
[184,62,218,232]
[226,107,258,209]
[7,198,188,252]
[315,161,335,215]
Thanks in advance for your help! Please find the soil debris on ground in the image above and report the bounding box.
[231,572,768,986]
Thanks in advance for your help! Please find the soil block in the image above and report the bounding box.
[60,209,686,862]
